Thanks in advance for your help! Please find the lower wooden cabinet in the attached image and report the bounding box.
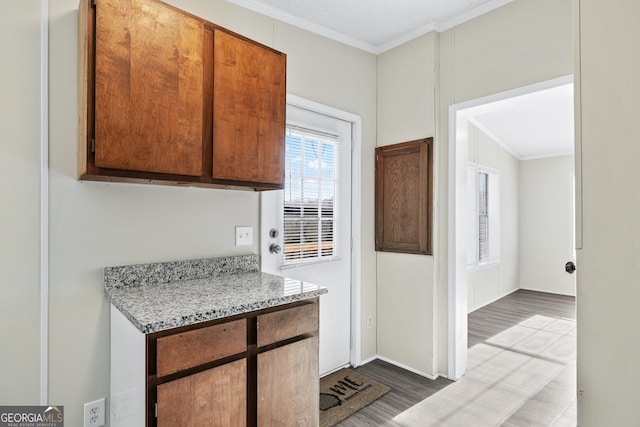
[157,359,247,427]
[109,299,319,427]
[258,337,319,426]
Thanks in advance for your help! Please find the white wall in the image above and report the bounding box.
[467,124,520,312]
[44,2,377,425]
[520,155,575,296]
[0,0,42,404]
[376,32,439,375]
[577,0,640,424]
[437,0,573,373]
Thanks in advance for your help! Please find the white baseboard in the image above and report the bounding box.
[357,355,441,381]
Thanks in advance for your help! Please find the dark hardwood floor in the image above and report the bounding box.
[335,289,576,427]
[468,289,575,348]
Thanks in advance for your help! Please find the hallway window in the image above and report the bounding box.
[468,163,500,268]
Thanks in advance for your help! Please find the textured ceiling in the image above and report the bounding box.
[225,0,514,53]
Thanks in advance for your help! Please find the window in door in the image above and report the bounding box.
[467,163,500,268]
[283,126,339,265]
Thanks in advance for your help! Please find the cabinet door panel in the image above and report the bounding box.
[213,30,286,185]
[95,0,205,176]
[157,359,246,427]
[258,337,319,426]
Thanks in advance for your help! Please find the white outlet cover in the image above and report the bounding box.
[235,226,253,246]
[84,398,106,427]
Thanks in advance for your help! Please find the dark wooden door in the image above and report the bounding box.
[257,337,319,426]
[94,0,208,176]
[213,29,286,186]
[156,359,246,427]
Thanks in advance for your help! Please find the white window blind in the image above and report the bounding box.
[467,163,500,268]
[283,126,339,264]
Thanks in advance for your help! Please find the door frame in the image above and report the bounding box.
[262,94,363,368]
[447,75,574,380]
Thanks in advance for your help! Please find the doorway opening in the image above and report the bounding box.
[448,75,576,380]
[261,95,363,376]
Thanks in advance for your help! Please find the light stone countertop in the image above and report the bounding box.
[103,255,327,334]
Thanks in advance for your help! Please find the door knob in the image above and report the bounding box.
[565,261,576,274]
[269,243,281,254]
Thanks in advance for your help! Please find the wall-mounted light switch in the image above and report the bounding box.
[235,226,253,246]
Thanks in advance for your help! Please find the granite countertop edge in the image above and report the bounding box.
[103,255,327,334]
[107,286,328,334]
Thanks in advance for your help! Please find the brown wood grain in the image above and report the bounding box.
[77,0,90,178]
[156,319,246,377]
[157,359,247,427]
[212,29,286,185]
[94,0,205,176]
[257,337,319,427]
[375,138,433,255]
[257,302,318,347]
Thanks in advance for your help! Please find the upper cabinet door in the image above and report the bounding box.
[94,0,206,176]
[213,30,286,186]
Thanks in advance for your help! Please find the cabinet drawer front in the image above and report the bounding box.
[157,319,246,377]
[257,303,318,347]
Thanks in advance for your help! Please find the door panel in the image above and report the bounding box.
[157,359,246,427]
[261,104,352,375]
[94,0,205,176]
[257,337,319,426]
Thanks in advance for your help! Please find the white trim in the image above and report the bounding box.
[357,355,378,367]
[465,116,520,160]
[435,0,515,32]
[573,0,583,250]
[226,0,515,55]
[468,288,519,314]
[350,113,363,368]
[447,74,574,381]
[225,0,379,53]
[374,356,441,381]
[284,94,363,369]
[40,0,49,406]
[455,75,574,112]
[519,151,575,162]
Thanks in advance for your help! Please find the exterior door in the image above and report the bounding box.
[261,103,352,375]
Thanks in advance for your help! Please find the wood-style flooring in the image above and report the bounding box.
[336,289,576,427]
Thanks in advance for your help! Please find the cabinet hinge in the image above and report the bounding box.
[256,321,260,330]
[92,0,97,6]
[154,402,158,418]
[90,139,95,154]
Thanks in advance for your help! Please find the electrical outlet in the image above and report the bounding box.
[367,315,374,330]
[84,398,105,427]
[235,226,253,246]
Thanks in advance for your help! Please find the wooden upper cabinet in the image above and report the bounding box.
[94,0,208,176]
[213,30,286,186]
[375,138,434,255]
[79,0,286,189]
